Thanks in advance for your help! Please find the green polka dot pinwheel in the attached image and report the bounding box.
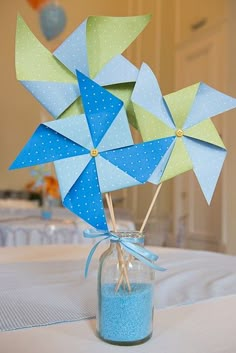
[16,14,151,126]
[131,63,236,203]
[10,71,174,230]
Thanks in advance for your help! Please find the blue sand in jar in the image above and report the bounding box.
[99,283,153,342]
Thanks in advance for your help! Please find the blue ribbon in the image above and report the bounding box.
[83,229,166,277]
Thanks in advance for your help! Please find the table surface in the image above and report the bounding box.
[0,245,236,353]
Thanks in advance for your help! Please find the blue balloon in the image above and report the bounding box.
[39,3,66,40]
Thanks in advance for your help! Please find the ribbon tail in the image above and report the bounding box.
[123,241,159,261]
[123,244,166,272]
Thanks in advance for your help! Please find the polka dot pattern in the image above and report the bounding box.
[53,19,89,77]
[86,15,151,78]
[184,137,227,204]
[96,155,140,193]
[16,16,76,83]
[131,63,175,129]
[76,70,123,147]
[97,107,133,152]
[132,63,236,202]
[164,83,199,129]
[94,55,138,86]
[9,125,89,170]
[63,159,107,230]
[17,16,150,121]
[185,119,225,148]
[54,154,91,200]
[44,114,93,150]
[184,82,236,129]
[22,81,79,118]
[101,137,174,183]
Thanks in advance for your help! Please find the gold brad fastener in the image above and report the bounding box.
[90,149,99,157]
[175,129,184,137]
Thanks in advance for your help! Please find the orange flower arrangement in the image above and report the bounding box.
[44,176,60,199]
[26,175,60,199]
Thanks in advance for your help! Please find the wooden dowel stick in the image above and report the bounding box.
[105,193,131,292]
[105,193,117,231]
[107,193,117,231]
[139,183,163,234]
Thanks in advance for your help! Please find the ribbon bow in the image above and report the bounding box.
[83,229,166,277]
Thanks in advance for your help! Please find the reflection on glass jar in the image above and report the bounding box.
[97,231,155,346]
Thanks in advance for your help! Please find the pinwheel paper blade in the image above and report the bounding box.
[15,14,151,119]
[10,72,174,230]
[132,63,236,203]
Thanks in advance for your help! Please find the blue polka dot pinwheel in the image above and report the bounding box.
[15,14,151,127]
[131,63,236,204]
[10,71,174,230]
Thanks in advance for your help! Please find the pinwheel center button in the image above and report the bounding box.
[175,129,184,137]
[90,149,99,157]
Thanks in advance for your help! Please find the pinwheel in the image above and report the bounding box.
[10,71,174,230]
[131,63,236,203]
[15,14,151,126]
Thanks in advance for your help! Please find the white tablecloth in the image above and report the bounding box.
[0,245,236,352]
[1,294,235,353]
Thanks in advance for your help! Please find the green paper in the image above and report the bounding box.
[160,138,193,182]
[164,83,200,128]
[133,104,174,140]
[106,83,137,128]
[185,119,226,148]
[15,15,76,83]
[87,14,151,78]
[59,97,84,119]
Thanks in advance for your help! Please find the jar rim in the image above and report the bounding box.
[111,231,144,239]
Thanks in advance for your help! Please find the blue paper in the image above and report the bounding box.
[9,125,89,169]
[95,156,140,193]
[54,155,91,199]
[131,63,175,128]
[132,63,236,203]
[63,159,107,230]
[94,55,138,86]
[53,19,89,76]
[184,137,227,204]
[10,73,174,229]
[76,70,123,147]
[184,82,236,129]
[21,81,79,118]
[44,114,93,150]
[97,108,133,152]
[101,138,174,183]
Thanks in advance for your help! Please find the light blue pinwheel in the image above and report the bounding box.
[10,71,174,230]
[15,14,151,126]
[131,63,236,203]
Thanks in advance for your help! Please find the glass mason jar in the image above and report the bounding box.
[41,194,53,220]
[97,231,155,345]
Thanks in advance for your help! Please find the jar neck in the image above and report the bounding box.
[109,231,144,249]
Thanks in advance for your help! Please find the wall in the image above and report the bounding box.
[223,0,236,254]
